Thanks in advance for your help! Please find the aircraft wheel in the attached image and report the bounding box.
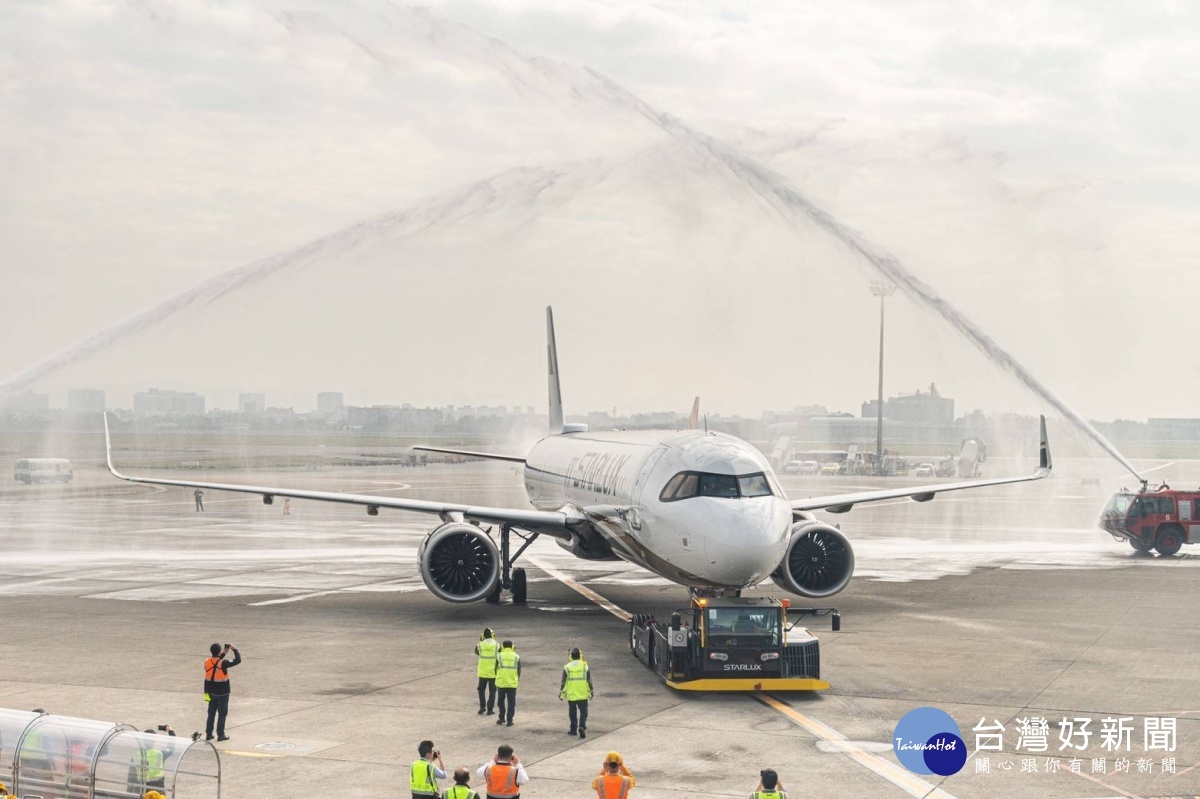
[1155,527,1183,557]
[630,614,647,653]
[485,582,502,604]
[511,568,527,604]
[1128,537,1153,553]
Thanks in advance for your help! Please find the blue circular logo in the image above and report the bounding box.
[893,707,966,776]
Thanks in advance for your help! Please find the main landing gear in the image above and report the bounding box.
[486,524,539,605]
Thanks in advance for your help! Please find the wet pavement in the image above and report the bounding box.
[1,459,1198,798]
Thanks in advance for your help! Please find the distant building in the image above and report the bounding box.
[862,383,954,425]
[1,391,50,413]
[1147,418,1200,441]
[239,393,266,414]
[133,389,205,417]
[317,392,344,415]
[67,389,106,413]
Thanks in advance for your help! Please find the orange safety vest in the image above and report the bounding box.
[204,657,229,682]
[595,774,632,799]
[485,762,520,797]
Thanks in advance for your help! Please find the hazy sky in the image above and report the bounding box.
[3,1,1199,420]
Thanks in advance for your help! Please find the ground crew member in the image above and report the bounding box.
[477,745,528,799]
[194,489,204,511]
[591,752,635,799]
[129,726,177,793]
[751,769,787,799]
[560,647,593,739]
[411,740,447,799]
[494,640,520,727]
[441,768,478,799]
[203,643,241,741]
[476,628,499,715]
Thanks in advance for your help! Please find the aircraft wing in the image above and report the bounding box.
[412,446,526,463]
[792,416,1051,514]
[103,416,578,539]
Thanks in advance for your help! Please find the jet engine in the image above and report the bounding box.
[770,520,855,598]
[418,522,500,603]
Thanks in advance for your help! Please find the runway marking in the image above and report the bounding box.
[1053,766,1144,799]
[526,554,960,798]
[524,555,631,622]
[248,578,419,606]
[219,749,283,758]
[755,694,960,799]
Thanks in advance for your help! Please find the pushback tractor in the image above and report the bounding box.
[630,596,838,692]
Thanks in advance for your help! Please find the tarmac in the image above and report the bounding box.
[1,457,1199,798]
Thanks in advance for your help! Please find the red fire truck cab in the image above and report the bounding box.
[1099,485,1198,555]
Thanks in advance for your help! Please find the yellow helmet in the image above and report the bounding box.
[605,751,622,764]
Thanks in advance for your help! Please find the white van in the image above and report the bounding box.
[14,458,73,484]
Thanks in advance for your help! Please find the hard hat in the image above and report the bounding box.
[144,792,166,799]
[605,751,622,764]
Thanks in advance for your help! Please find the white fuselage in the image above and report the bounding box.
[524,430,793,589]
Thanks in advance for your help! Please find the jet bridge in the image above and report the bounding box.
[0,708,220,799]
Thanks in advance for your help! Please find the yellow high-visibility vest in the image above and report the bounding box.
[495,648,520,689]
[411,759,438,796]
[477,638,499,678]
[563,659,590,701]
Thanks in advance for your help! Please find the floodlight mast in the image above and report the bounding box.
[870,282,897,476]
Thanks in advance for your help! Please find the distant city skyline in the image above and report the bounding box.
[0,381,1188,428]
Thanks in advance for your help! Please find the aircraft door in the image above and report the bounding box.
[629,447,668,531]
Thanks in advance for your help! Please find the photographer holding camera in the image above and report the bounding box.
[751,768,787,799]
[411,740,447,799]
[591,751,635,799]
[127,725,177,795]
[202,643,241,742]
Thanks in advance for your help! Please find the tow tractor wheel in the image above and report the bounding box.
[511,568,527,604]
[1155,526,1183,557]
[1129,537,1153,553]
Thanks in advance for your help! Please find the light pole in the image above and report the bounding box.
[870,282,897,475]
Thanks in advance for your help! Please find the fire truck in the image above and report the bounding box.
[629,596,838,692]
[1099,484,1200,555]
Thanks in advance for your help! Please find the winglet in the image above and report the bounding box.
[547,306,564,434]
[103,412,127,480]
[1039,415,1052,474]
[687,397,700,430]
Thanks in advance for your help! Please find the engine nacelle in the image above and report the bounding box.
[418,522,500,603]
[770,521,855,599]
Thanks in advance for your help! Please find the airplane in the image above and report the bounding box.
[104,307,1052,605]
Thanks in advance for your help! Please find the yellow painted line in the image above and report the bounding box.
[755,695,960,799]
[219,749,283,758]
[525,555,632,622]
[529,557,954,797]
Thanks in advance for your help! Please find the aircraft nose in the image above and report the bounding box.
[701,496,792,586]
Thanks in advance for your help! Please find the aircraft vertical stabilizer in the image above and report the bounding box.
[547,306,564,433]
[687,397,700,430]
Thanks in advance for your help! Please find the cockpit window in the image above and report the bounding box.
[738,474,772,498]
[699,473,739,498]
[659,471,777,502]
